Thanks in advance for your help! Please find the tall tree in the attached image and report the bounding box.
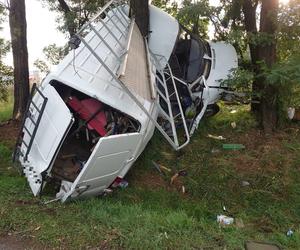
[257,0,279,132]
[9,0,30,120]
[213,0,281,132]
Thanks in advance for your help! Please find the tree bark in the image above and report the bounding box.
[130,0,149,37]
[242,0,260,112]
[258,0,279,133]
[9,0,30,120]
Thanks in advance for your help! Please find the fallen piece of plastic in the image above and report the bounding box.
[208,134,226,140]
[170,170,187,184]
[211,148,221,153]
[118,180,128,189]
[287,229,294,237]
[222,144,245,150]
[241,180,250,187]
[231,122,237,128]
[217,215,234,225]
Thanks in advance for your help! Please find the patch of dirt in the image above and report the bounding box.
[0,120,20,142]
[131,171,168,189]
[226,128,299,174]
[0,234,47,250]
[131,168,187,195]
[14,199,40,207]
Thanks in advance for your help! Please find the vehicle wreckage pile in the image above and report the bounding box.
[13,0,237,202]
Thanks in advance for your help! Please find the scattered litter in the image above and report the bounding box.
[230,110,237,114]
[217,215,234,226]
[208,134,226,140]
[43,197,61,205]
[170,174,178,184]
[241,181,250,187]
[287,228,294,237]
[152,161,172,176]
[152,161,165,176]
[222,144,245,150]
[235,218,245,228]
[211,148,221,153]
[178,170,188,176]
[170,170,187,184]
[111,177,128,189]
[118,180,128,189]
[288,107,300,121]
[182,185,186,194]
[164,232,169,239]
[231,122,237,128]
[103,188,113,194]
[159,164,171,172]
[222,205,226,211]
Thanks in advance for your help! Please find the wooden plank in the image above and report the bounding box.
[120,23,151,101]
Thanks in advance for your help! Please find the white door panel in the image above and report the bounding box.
[64,133,141,200]
[21,84,74,196]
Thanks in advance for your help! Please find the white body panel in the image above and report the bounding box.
[204,42,238,104]
[148,5,179,69]
[20,85,74,196]
[60,133,141,201]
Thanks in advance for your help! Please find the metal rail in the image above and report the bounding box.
[13,84,48,162]
[69,0,208,149]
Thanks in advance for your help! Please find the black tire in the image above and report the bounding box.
[204,104,220,117]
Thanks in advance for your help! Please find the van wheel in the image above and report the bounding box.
[204,104,220,117]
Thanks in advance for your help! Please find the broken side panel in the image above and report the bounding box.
[58,133,141,201]
[42,82,141,200]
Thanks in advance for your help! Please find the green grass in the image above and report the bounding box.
[0,88,13,122]
[1,102,300,249]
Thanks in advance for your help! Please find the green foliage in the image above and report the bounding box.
[277,0,300,61]
[151,0,178,16]
[0,63,13,102]
[34,59,50,74]
[220,68,254,99]
[261,53,300,122]
[177,0,210,37]
[34,43,67,73]
[0,4,12,102]
[43,43,67,65]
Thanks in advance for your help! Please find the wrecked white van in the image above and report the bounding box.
[13,1,238,202]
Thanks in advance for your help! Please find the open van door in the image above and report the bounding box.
[15,84,74,196]
[60,133,141,201]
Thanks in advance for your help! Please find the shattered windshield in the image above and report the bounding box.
[171,28,210,83]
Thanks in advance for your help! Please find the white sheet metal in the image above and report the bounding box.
[148,5,179,70]
[20,85,74,196]
[61,133,141,201]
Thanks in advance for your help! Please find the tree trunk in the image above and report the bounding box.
[242,0,260,113]
[258,0,279,133]
[9,0,30,120]
[130,0,149,37]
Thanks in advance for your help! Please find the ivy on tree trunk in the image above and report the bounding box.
[258,0,279,133]
[242,0,279,132]
[9,0,30,120]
